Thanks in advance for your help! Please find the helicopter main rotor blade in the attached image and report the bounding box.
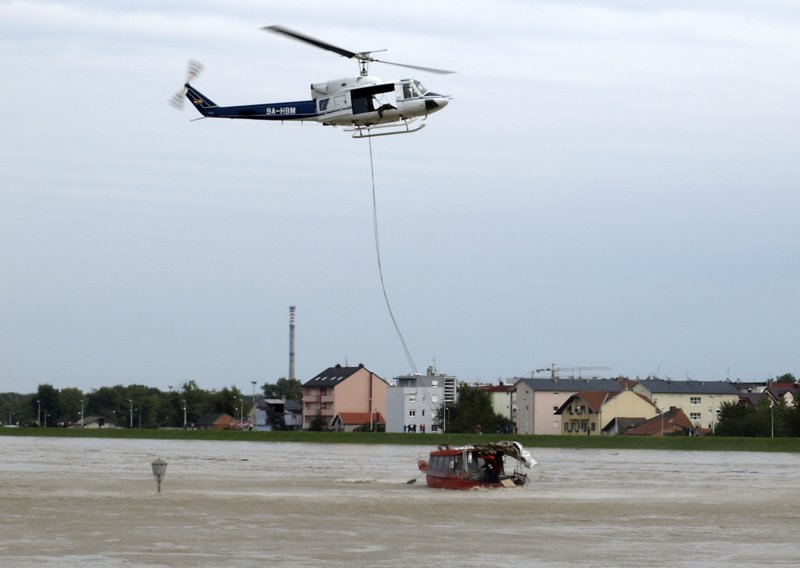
[262,25,357,60]
[263,25,456,75]
[372,58,455,75]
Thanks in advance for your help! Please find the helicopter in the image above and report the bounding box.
[170,25,454,138]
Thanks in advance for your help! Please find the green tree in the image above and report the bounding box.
[444,386,498,434]
[59,387,85,425]
[181,380,207,426]
[775,373,796,384]
[211,386,244,416]
[716,398,794,437]
[35,384,61,427]
[715,400,750,436]
[308,414,328,431]
[1,392,34,426]
[86,385,127,426]
[263,378,303,400]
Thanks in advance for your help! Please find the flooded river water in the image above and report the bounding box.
[1,437,797,567]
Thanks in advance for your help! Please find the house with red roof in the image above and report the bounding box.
[555,390,658,435]
[196,413,238,430]
[511,378,624,435]
[331,411,386,432]
[623,407,694,436]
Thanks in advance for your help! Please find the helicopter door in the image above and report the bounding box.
[351,83,396,115]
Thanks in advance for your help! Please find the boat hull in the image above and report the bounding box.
[424,473,525,490]
[417,441,532,490]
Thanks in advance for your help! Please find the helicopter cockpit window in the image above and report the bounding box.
[402,81,425,99]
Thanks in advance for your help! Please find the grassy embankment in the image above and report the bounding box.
[1,427,799,452]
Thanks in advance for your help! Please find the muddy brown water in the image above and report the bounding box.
[1,437,797,566]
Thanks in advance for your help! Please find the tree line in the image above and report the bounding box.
[0,378,303,428]
[3,375,797,436]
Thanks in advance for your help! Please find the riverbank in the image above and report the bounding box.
[2,426,799,452]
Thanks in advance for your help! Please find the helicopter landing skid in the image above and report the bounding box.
[348,119,425,139]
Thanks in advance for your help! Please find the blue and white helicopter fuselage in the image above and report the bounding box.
[184,75,449,137]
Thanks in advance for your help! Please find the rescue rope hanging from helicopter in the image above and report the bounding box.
[368,139,440,424]
[368,136,419,376]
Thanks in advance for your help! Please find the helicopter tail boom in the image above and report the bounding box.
[184,84,317,121]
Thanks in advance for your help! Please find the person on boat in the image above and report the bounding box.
[483,453,499,483]
[494,452,505,476]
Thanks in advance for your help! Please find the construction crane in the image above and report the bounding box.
[531,364,611,379]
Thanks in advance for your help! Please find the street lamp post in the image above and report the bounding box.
[771,401,774,438]
[182,400,187,429]
[36,400,41,427]
[240,398,244,429]
[129,400,133,429]
[80,399,84,428]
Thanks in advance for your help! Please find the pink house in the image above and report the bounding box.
[302,363,388,430]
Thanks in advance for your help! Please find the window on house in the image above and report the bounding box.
[690,397,701,405]
[409,410,416,417]
[690,412,701,421]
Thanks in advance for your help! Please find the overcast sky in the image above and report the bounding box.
[2,0,799,394]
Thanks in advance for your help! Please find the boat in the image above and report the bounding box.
[417,440,536,489]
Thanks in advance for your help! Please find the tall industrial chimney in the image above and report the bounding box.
[288,306,296,381]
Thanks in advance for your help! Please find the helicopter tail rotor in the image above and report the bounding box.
[169,59,205,110]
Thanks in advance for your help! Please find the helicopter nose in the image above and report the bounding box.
[424,97,450,113]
